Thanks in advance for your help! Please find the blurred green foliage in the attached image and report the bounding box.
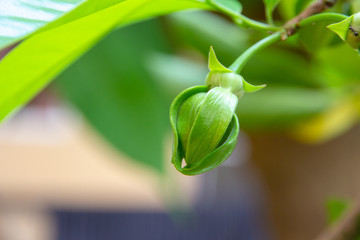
[58,20,171,171]
[1,0,360,171]
[0,0,212,122]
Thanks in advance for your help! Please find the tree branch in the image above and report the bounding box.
[282,0,338,40]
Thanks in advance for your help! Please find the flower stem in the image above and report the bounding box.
[227,12,347,74]
[235,15,280,32]
[229,32,282,74]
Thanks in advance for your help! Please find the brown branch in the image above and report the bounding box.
[281,0,338,40]
[315,199,360,240]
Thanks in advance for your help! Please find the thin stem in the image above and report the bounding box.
[229,32,282,74]
[225,2,345,75]
[235,15,280,31]
[298,12,348,27]
[265,7,274,26]
[283,0,338,37]
[217,6,280,32]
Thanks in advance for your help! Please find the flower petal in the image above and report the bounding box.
[169,85,208,164]
[185,87,238,166]
[178,114,239,175]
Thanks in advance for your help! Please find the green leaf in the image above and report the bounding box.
[0,0,212,122]
[207,0,242,17]
[242,79,266,93]
[299,19,341,52]
[58,19,171,171]
[0,0,130,49]
[327,15,353,41]
[0,0,84,49]
[208,46,232,72]
[315,43,360,85]
[39,0,127,33]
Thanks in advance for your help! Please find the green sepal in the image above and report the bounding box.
[176,92,206,154]
[207,47,266,96]
[208,46,232,72]
[243,79,266,93]
[170,85,208,164]
[173,115,239,176]
[207,0,242,17]
[327,15,353,41]
[185,87,238,165]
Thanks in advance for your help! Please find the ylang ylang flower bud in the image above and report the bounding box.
[170,47,265,175]
[328,12,360,51]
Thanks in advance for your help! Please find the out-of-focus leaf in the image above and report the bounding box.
[242,47,319,88]
[146,52,207,97]
[299,19,340,52]
[168,11,249,66]
[353,0,360,13]
[290,96,359,143]
[58,20,170,171]
[315,43,360,86]
[236,86,332,130]
[207,0,242,16]
[0,0,212,122]
[169,11,322,88]
[326,199,349,224]
[295,0,314,15]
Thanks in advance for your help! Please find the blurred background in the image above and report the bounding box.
[1,0,360,239]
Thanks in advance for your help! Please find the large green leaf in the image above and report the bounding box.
[1,0,155,49]
[57,20,170,171]
[0,0,212,122]
[207,0,242,17]
[0,0,85,49]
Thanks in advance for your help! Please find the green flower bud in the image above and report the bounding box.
[328,12,360,50]
[170,85,239,175]
[169,47,265,175]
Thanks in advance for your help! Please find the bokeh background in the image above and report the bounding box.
[1,0,360,239]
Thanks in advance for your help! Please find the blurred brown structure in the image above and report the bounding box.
[250,126,360,240]
[0,92,359,240]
